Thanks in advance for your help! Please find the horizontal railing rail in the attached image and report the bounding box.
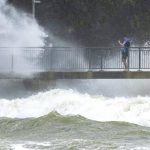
[0,47,150,73]
[0,46,150,49]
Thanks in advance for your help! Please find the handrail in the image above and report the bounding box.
[0,47,150,73]
[0,46,150,49]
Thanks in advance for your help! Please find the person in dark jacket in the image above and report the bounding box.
[118,37,130,71]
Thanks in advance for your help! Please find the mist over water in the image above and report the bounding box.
[56,79,150,97]
[0,0,149,127]
[0,1,150,149]
[0,0,150,150]
[0,0,45,47]
[0,0,46,73]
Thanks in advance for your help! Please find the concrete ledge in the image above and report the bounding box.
[1,71,150,79]
[34,71,150,79]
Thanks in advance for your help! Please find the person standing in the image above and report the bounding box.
[118,37,130,71]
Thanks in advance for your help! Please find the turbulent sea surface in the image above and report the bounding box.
[0,89,150,150]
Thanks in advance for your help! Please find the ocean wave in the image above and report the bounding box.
[0,89,150,127]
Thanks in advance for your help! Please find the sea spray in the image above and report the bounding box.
[0,0,45,47]
[0,89,150,127]
[0,0,87,73]
[0,0,46,73]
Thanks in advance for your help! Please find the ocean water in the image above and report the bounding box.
[0,89,150,150]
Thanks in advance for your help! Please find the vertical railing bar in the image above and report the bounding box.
[143,50,144,69]
[127,48,130,71]
[101,50,103,71]
[148,50,149,69]
[88,48,91,70]
[146,50,147,69]
[11,48,14,74]
[139,47,141,71]
[50,48,53,71]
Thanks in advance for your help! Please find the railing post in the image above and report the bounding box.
[139,47,141,71]
[127,48,130,71]
[100,53,103,71]
[50,48,53,71]
[11,49,14,73]
[88,48,92,70]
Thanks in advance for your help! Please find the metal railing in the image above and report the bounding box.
[0,47,150,73]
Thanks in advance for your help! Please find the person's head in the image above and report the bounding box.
[123,37,129,42]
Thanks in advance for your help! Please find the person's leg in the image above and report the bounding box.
[126,48,129,71]
[125,57,128,69]
[126,56,129,70]
[122,58,127,71]
[122,51,129,71]
[124,61,128,71]
[125,52,129,71]
[122,52,127,71]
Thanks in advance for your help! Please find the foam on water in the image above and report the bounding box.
[11,142,52,150]
[0,89,150,127]
[0,139,149,150]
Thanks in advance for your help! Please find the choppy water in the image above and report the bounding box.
[0,89,150,150]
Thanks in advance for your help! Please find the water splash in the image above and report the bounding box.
[0,0,45,47]
[0,89,150,127]
[0,0,47,73]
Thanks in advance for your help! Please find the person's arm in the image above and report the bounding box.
[118,40,124,47]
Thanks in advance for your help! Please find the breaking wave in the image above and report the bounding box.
[0,89,150,127]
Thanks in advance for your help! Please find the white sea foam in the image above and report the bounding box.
[11,142,52,150]
[0,89,150,127]
[12,144,30,150]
